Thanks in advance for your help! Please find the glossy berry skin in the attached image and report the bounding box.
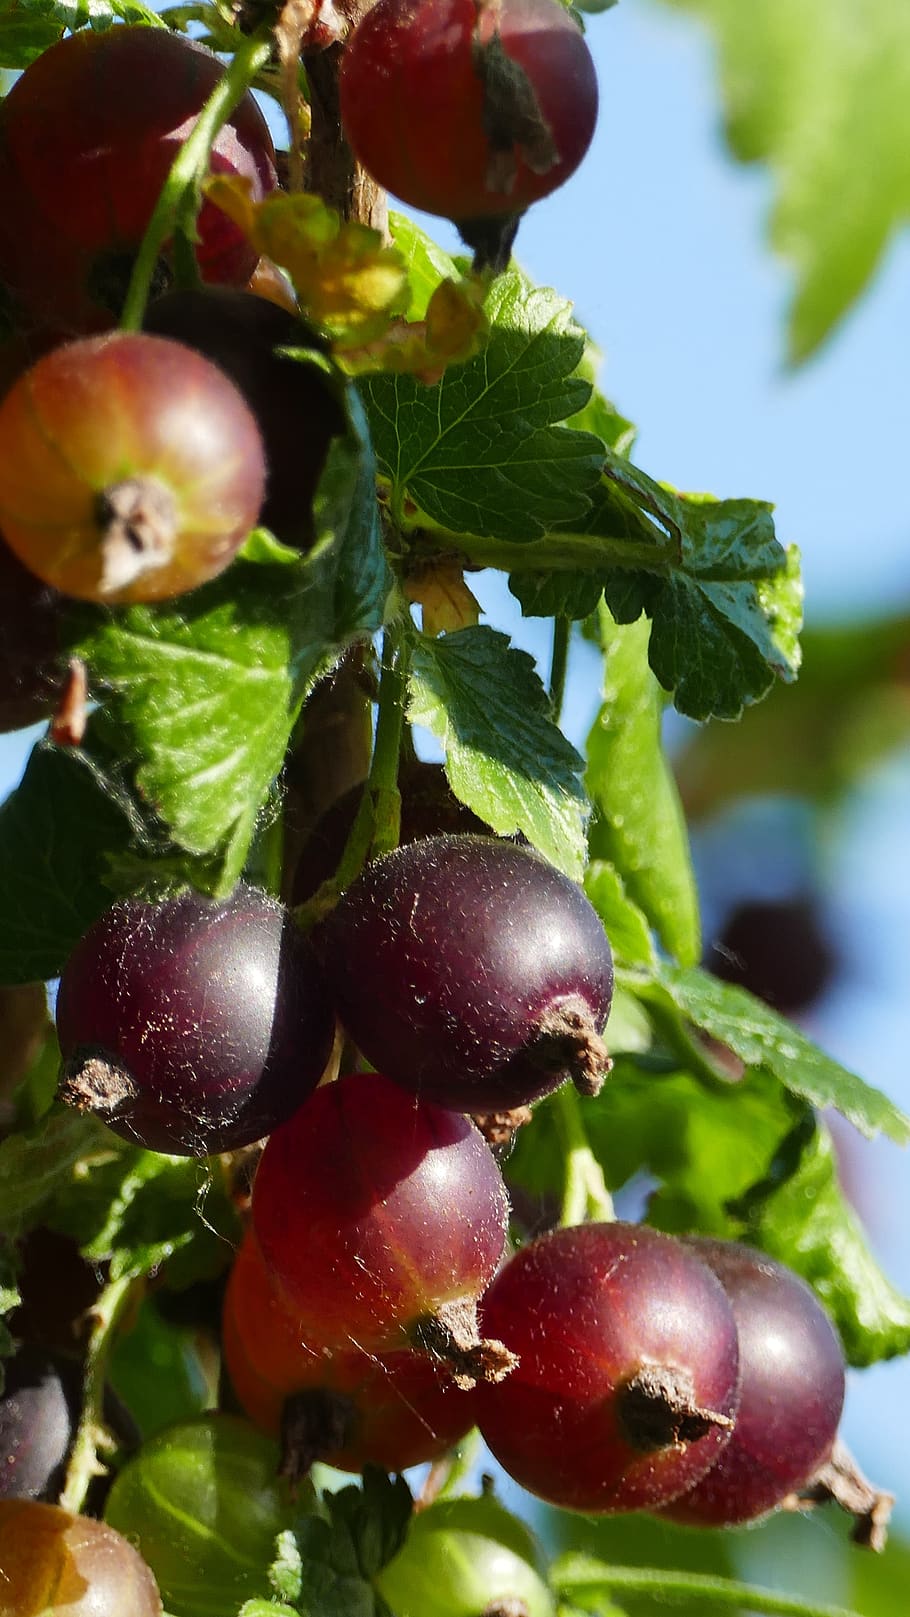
[251,1070,510,1350]
[661,1239,846,1528]
[144,289,346,552]
[475,1223,741,1514]
[339,0,597,223]
[0,1500,162,1616]
[0,1349,73,1501]
[223,1232,477,1472]
[0,333,266,604]
[104,1415,302,1617]
[55,885,334,1156]
[0,26,277,335]
[319,834,614,1112]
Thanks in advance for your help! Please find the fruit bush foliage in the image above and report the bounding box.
[1,3,910,1616]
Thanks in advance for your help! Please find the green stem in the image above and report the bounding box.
[119,32,272,332]
[59,1272,140,1514]
[552,1084,614,1227]
[431,526,678,577]
[323,622,410,899]
[556,1563,861,1617]
[548,615,570,721]
[367,624,410,859]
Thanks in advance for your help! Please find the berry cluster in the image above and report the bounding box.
[0,24,343,656]
[47,817,849,1525]
[0,12,881,1617]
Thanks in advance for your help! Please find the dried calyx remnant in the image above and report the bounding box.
[616,1363,734,1454]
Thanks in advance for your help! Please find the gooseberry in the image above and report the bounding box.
[661,1238,846,1528]
[475,1222,741,1514]
[0,333,266,605]
[318,833,614,1112]
[56,884,334,1156]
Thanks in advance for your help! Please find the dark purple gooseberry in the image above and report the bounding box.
[318,833,614,1112]
[0,1348,74,1500]
[475,1222,741,1514]
[661,1238,846,1528]
[55,884,335,1156]
[0,1347,138,1503]
[143,289,346,552]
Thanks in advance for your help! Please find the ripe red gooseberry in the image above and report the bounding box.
[339,0,598,262]
[661,1239,846,1528]
[0,333,266,604]
[55,885,334,1156]
[223,1231,478,1476]
[251,1070,513,1380]
[0,25,277,335]
[318,833,614,1113]
[475,1222,741,1513]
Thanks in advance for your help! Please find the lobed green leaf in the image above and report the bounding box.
[361,265,604,540]
[408,625,588,878]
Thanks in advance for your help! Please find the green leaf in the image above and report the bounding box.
[237,1604,298,1617]
[604,521,802,724]
[509,570,605,622]
[474,456,801,722]
[361,265,604,540]
[0,1107,112,1237]
[292,1470,411,1617]
[326,1468,412,1581]
[45,1138,240,1283]
[72,392,389,896]
[388,212,464,320]
[656,965,910,1143]
[408,626,588,879]
[586,611,701,965]
[268,1529,304,1605]
[732,1113,910,1366]
[0,0,164,68]
[0,741,149,984]
[109,1296,214,1440]
[584,861,658,972]
[508,1062,795,1232]
[664,0,910,359]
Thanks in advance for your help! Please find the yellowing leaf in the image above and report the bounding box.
[335,277,488,380]
[205,176,408,339]
[205,176,485,378]
[405,565,482,635]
